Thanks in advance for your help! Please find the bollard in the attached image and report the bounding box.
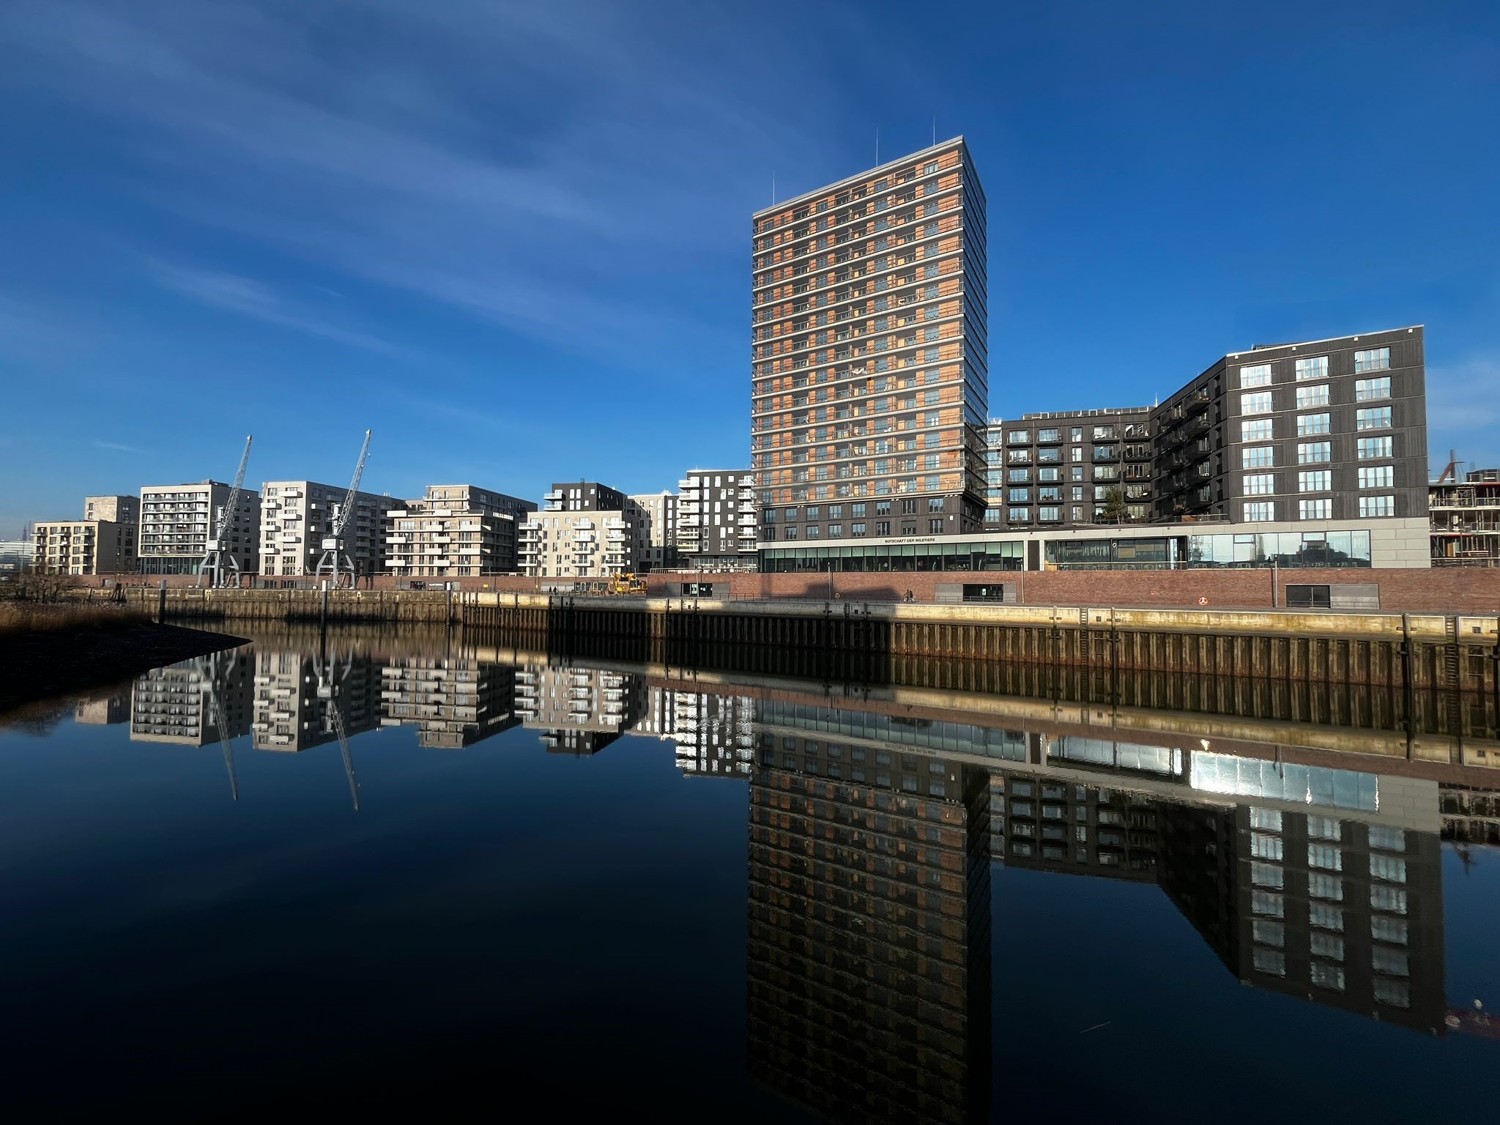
[158,580,167,623]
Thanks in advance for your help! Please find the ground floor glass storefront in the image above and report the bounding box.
[759,528,1375,572]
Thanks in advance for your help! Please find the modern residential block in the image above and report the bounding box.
[384,484,534,580]
[628,490,678,572]
[517,481,637,579]
[258,480,390,581]
[676,468,757,570]
[751,137,990,548]
[138,480,260,576]
[32,495,141,575]
[990,407,1154,528]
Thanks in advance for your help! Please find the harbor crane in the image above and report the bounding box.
[314,429,372,590]
[205,649,241,801]
[314,644,361,812]
[199,434,254,588]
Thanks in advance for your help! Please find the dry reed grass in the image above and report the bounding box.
[0,601,151,636]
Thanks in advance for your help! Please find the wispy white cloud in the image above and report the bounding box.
[146,259,399,353]
[0,0,838,364]
[1426,355,1500,467]
[91,440,146,454]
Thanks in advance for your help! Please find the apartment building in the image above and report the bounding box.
[32,495,141,575]
[379,656,519,749]
[628,490,678,572]
[517,481,637,579]
[1429,468,1500,567]
[513,663,644,755]
[751,137,990,548]
[258,480,389,580]
[250,648,382,752]
[676,468,757,570]
[991,407,1154,528]
[138,480,260,576]
[384,484,534,580]
[129,651,253,747]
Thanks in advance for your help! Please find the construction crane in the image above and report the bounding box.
[200,434,254,588]
[314,429,372,590]
[204,649,241,801]
[314,644,361,812]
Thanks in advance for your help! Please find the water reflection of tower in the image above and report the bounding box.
[513,664,644,756]
[746,726,992,1124]
[379,655,519,749]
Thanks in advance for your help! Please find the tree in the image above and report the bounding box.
[1101,486,1128,524]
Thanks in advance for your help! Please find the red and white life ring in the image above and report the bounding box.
[1197,596,1209,606]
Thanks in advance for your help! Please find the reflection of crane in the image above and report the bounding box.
[314,646,361,812]
[204,649,241,801]
[200,435,254,588]
[314,429,372,590]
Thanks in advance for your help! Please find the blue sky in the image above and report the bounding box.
[2,0,1497,533]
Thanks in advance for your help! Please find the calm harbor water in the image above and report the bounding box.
[1,631,1497,1121]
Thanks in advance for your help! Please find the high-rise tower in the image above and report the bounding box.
[750,138,988,549]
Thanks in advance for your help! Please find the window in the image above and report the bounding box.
[1372,947,1410,978]
[1249,808,1283,831]
[1298,441,1331,464]
[1242,418,1273,442]
[1251,862,1284,888]
[1297,413,1331,436]
[1253,948,1286,977]
[1370,854,1407,883]
[1309,903,1344,932]
[1357,436,1393,460]
[1296,384,1330,409]
[1355,376,1391,401]
[1309,873,1343,901]
[1358,466,1393,489]
[1244,473,1275,496]
[1308,816,1341,840]
[851,522,866,537]
[1371,916,1408,945]
[928,518,943,533]
[1252,891,1285,917]
[1007,488,1029,503]
[1295,355,1328,381]
[1310,933,1345,961]
[1310,962,1345,991]
[1308,844,1343,870]
[875,520,890,535]
[1299,498,1332,519]
[1240,363,1272,387]
[1354,346,1390,372]
[1298,470,1330,492]
[1357,406,1392,430]
[1242,446,1274,469]
[827,524,842,538]
[1252,919,1285,947]
[1360,495,1395,517]
[1251,833,1283,860]
[1240,391,1273,415]
[1368,825,1406,852]
[1374,979,1410,1009]
[1371,885,1408,914]
[1243,501,1274,522]
[1007,508,1030,523]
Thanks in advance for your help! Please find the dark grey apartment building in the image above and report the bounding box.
[675,468,757,570]
[1157,325,1427,525]
[991,407,1154,528]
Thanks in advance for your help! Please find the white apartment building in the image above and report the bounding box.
[259,480,389,580]
[518,480,638,579]
[628,490,678,572]
[138,480,260,576]
[677,469,758,570]
[385,484,534,580]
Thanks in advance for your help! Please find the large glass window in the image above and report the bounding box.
[1360,495,1396,517]
[1243,473,1275,496]
[1242,446,1274,469]
[1299,498,1332,519]
[1295,355,1329,381]
[1298,470,1331,492]
[1298,441,1331,464]
[1358,466,1394,489]
[1297,413,1331,436]
[1356,376,1391,401]
[1296,384,1330,409]
[1357,436,1393,460]
[1354,346,1390,372]
[1357,406,1393,430]
[1243,501,1274,522]
[1242,418,1273,442]
[1239,363,1272,387]
[1240,391,1273,415]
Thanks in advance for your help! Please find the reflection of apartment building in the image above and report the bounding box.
[138,480,260,576]
[258,480,389,580]
[990,770,1162,881]
[74,688,130,725]
[513,664,644,754]
[518,481,637,579]
[251,650,382,751]
[1161,800,1445,1034]
[1429,467,1500,567]
[378,657,519,749]
[385,484,534,580]
[628,490,678,572]
[671,691,755,779]
[747,733,991,1124]
[32,495,141,575]
[676,469,757,570]
[130,651,253,746]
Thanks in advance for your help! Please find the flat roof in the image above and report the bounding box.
[753,136,968,218]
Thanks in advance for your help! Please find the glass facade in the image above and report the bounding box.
[761,540,1021,572]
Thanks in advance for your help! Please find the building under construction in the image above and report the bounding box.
[1430,460,1500,567]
